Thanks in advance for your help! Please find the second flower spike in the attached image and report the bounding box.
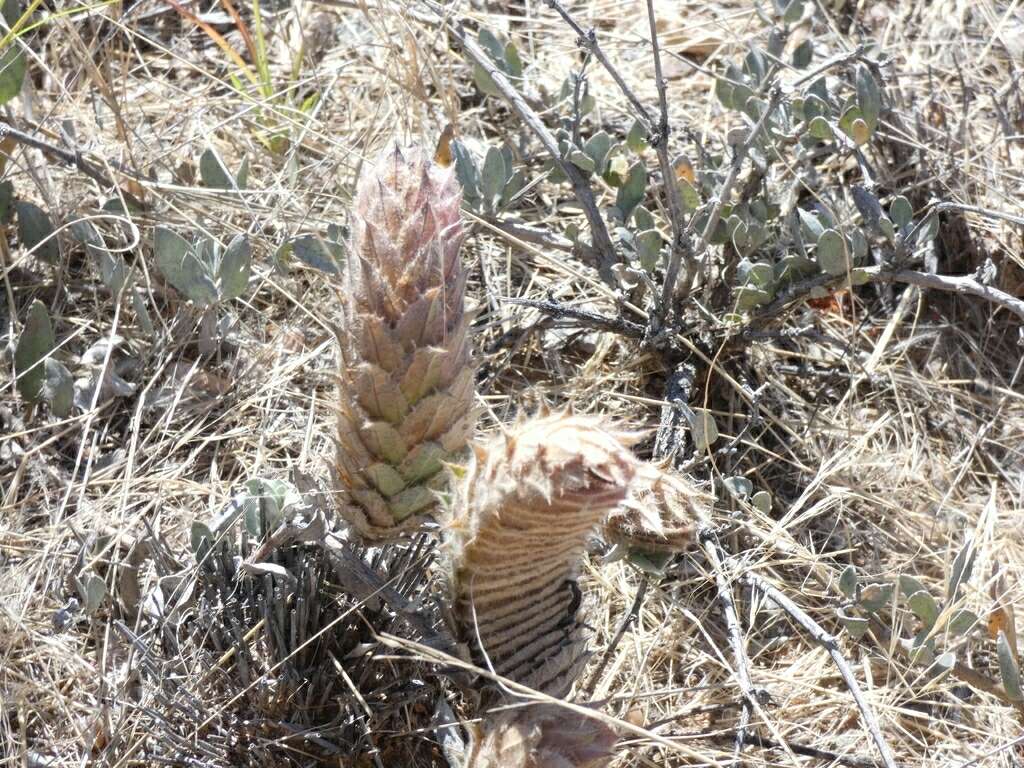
[445,412,641,698]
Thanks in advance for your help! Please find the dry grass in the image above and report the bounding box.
[2,0,1023,765]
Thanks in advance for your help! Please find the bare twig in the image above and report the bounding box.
[744,572,899,768]
[480,216,578,254]
[0,120,121,189]
[700,531,757,759]
[930,201,1024,229]
[644,0,694,311]
[878,269,1024,323]
[431,5,619,281]
[699,90,782,256]
[708,731,891,768]
[581,574,648,699]
[502,297,646,339]
[541,0,654,128]
[790,44,868,88]
[738,262,1024,337]
[541,0,694,309]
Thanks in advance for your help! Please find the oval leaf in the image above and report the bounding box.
[616,162,647,223]
[839,564,858,600]
[816,229,849,276]
[14,299,55,403]
[16,201,59,263]
[42,358,74,417]
[998,631,1023,700]
[155,227,218,307]
[687,408,718,451]
[83,574,107,616]
[836,607,869,640]
[0,45,26,106]
[481,146,507,208]
[723,475,753,500]
[908,589,939,629]
[751,490,772,514]
[890,196,913,229]
[200,147,234,189]
[219,234,251,300]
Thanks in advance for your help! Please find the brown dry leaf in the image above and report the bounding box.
[168,361,232,397]
[434,122,455,167]
[641,0,724,60]
[988,562,1018,649]
[0,135,17,176]
[624,707,645,728]
[672,154,695,184]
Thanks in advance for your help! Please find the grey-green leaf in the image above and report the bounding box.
[782,0,804,24]
[948,609,978,637]
[42,358,74,417]
[797,208,824,241]
[948,536,976,601]
[724,475,753,500]
[859,582,894,613]
[635,228,663,271]
[0,44,26,106]
[235,155,249,190]
[899,574,929,598]
[890,196,913,229]
[583,131,613,175]
[289,233,341,275]
[998,631,1023,700]
[450,140,481,203]
[839,564,858,600]
[856,64,881,132]
[16,201,59,263]
[678,180,700,212]
[616,162,647,223]
[836,607,869,639]
[907,589,939,629]
[219,234,251,300]
[14,299,55,403]
[626,119,647,153]
[688,408,718,451]
[154,226,218,307]
[481,146,507,208]
[817,228,849,276]
[734,285,771,310]
[633,205,656,233]
[627,549,673,575]
[792,39,813,68]
[808,116,833,140]
[83,574,107,616]
[200,147,235,190]
[472,64,500,97]
[566,148,595,174]
[751,490,772,514]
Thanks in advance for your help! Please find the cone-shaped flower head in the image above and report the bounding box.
[334,144,476,541]
[603,465,711,553]
[464,706,618,768]
[446,412,640,698]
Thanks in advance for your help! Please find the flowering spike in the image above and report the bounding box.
[445,412,640,697]
[334,144,477,541]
